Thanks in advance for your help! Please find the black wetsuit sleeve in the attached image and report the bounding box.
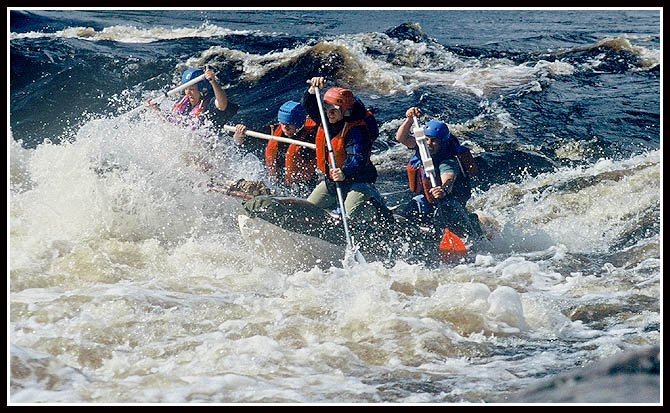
[301,90,321,126]
[202,94,239,125]
[216,101,240,124]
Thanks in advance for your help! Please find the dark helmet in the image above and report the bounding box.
[277,101,307,126]
[181,68,208,92]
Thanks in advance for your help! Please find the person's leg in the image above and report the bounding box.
[434,197,483,239]
[399,197,422,221]
[398,195,434,227]
[307,181,337,210]
[344,183,383,221]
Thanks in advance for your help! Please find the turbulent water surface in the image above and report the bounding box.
[9,8,661,404]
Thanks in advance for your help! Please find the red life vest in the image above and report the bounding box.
[315,110,377,174]
[265,118,317,185]
[407,161,443,204]
[455,146,479,178]
[407,135,478,204]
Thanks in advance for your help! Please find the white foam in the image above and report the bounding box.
[474,150,660,254]
[10,22,257,43]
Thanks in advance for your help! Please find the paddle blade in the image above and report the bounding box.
[343,246,367,267]
[439,228,467,263]
[354,249,366,264]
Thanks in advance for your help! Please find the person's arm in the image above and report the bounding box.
[339,125,372,180]
[143,97,170,123]
[205,68,229,112]
[302,77,326,125]
[396,107,421,148]
[301,90,320,125]
[429,158,458,199]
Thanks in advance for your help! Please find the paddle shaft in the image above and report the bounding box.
[223,125,316,149]
[125,73,208,117]
[313,86,356,253]
[413,117,438,187]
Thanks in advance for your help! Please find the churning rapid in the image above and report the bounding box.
[9,9,660,404]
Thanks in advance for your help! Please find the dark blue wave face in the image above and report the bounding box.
[9,9,660,179]
[13,9,659,48]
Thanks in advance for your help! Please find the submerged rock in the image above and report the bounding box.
[498,345,660,403]
[384,22,430,43]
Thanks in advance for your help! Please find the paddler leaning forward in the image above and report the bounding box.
[231,100,319,198]
[144,67,239,172]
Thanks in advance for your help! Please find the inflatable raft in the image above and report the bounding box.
[237,194,491,270]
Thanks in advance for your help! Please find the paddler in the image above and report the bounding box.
[145,67,238,127]
[143,67,239,173]
[301,76,386,221]
[232,101,319,197]
[395,107,483,240]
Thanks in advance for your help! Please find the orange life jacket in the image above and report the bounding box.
[265,118,317,185]
[314,110,377,174]
[407,161,442,204]
[407,136,478,204]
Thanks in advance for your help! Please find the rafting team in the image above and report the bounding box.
[145,67,487,254]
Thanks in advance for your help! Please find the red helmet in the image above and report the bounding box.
[323,87,355,114]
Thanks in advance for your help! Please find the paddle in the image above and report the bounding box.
[313,85,366,265]
[222,125,316,149]
[123,72,208,118]
[412,116,467,262]
[412,117,438,187]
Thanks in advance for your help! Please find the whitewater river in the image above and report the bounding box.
[9,8,660,404]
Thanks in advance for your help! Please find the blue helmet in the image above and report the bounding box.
[181,68,208,92]
[423,120,450,140]
[277,101,307,126]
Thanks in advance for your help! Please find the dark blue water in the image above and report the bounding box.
[10,9,661,202]
[9,9,661,404]
[10,10,660,158]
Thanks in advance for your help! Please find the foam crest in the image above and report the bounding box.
[319,34,576,98]
[9,114,263,289]
[477,150,660,254]
[10,22,255,43]
[193,44,314,82]
[555,36,660,69]
[9,137,34,193]
[9,345,91,403]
